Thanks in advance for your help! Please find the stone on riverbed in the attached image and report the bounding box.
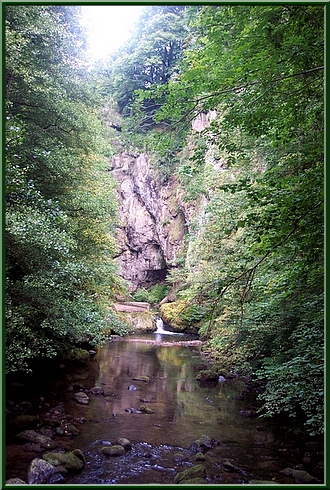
[223,461,242,472]
[73,391,90,405]
[89,386,104,396]
[102,445,126,457]
[27,458,64,484]
[190,434,218,453]
[16,429,59,449]
[43,450,85,471]
[174,464,206,483]
[139,404,154,414]
[116,437,132,450]
[132,375,150,382]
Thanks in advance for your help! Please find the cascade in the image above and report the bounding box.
[155,316,179,335]
[155,316,167,333]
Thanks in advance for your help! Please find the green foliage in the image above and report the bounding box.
[138,5,324,434]
[133,284,170,305]
[160,301,206,333]
[105,5,188,118]
[5,5,126,373]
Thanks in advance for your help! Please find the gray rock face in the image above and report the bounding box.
[27,458,64,484]
[110,152,186,291]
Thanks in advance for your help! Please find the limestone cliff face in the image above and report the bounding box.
[110,152,185,291]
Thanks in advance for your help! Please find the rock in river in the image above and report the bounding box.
[27,458,64,484]
[16,429,59,449]
[116,437,132,450]
[174,464,206,484]
[43,450,85,471]
[102,445,126,457]
[190,434,218,453]
[73,391,90,405]
[89,386,104,396]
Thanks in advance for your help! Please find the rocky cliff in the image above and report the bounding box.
[110,152,186,292]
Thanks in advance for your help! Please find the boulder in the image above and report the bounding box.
[102,445,126,457]
[195,452,206,461]
[195,370,219,382]
[73,448,86,465]
[40,427,54,438]
[43,451,85,471]
[174,464,206,484]
[27,458,64,484]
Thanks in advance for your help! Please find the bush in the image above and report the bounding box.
[132,284,170,305]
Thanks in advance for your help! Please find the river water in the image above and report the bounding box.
[6,328,323,485]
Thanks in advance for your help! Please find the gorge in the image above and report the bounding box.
[5,4,324,486]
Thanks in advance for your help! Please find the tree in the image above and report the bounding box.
[139,4,324,434]
[104,5,189,122]
[5,5,128,373]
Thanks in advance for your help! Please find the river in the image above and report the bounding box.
[6,327,324,485]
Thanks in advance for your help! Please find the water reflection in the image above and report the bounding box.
[64,336,284,485]
[64,336,265,452]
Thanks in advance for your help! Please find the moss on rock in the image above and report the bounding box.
[174,464,206,483]
[159,301,203,334]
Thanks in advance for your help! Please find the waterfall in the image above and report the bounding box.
[155,316,182,336]
[155,316,166,333]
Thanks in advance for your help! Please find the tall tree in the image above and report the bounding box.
[105,5,189,123]
[139,5,324,434]
[5,5,127,373]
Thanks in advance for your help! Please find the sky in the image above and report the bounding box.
[79,5,144,66]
